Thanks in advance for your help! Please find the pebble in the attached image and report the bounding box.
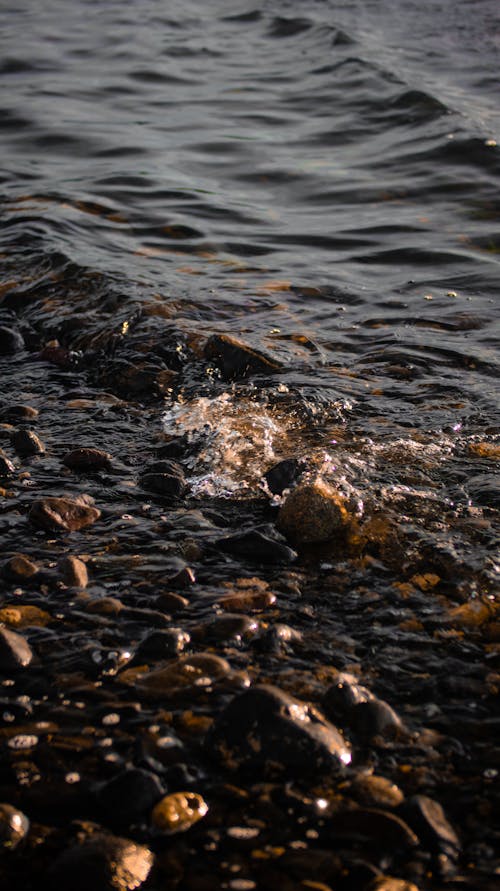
[63,447,113,471]
[204,332,282,379]
[216,528,297,563]
[351,698,406,741]
[216,588,276,612]
[0,626,33,670]
[48,832,154,891]
[328,808,419,850]
[11,428,45,456]
[135,652,232,699]
[0,450,16,475]
[3,553,39,581]
[402,795,460,859]
[140,471,187,497]
[96,768,164,824]
[155,592,189,613]
[0,404,38,422]
[199,614,259,643]
[29,496,101,532]
[323,673,373,720]
[151,791,208,833]
[350,774,405,809]
[0,325,24,354]
[366,878,420,891]
[0,802,30,849]
[58,555,89,587]
[208,683,351,776]
[278,479,349,545]
[134,628,190,661]
[263,457,306,495]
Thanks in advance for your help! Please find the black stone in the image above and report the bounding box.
[48,832,154,891]
[402,795,461,859]
[204,333,282,379]
[134,628,190,661]
[11,428,45,457]
[351,698,405,741]
[216,528,297,564]
[263,457,306,495]
[208,683,351,776]
[0,325,24,354]
[96,768,164,824]
[323,675,373,722]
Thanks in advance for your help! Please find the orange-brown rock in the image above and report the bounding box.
[29,496,101,532]
[58,555,89,587]
[63,447,112,471]
[278,479,349,545]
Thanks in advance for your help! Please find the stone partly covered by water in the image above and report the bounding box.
[278,479,350,545]
[28,496,101,532]
[48,833,154,891]
[0,627,33,670]
[208,684,351,776]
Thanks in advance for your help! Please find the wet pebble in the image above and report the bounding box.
[48,832,154,891]
[0,325,24,354]
[0,802,29,849]
[96,768,164,824]
[351,698,406,742]
[0,450,16,475]
[58,555,89,587]
[328,808,419,850]
[155,592,189,613]
[0,404,38,422]
[134,628,190,661]
[11,428,45,456]
[402,795,460,860]
[323,673,373,720]
[208,683,351,776]
[135,652,232,699]
[197,613,259,644]
[0,626,33,670]
[278,479,349,545]
[151,791,208,833]
[141,471,187,497]
[63,447,113,471]
[216,588,276,612]
[350,774,405,809]
[216,528,297,564]
[263,456,306,495]
[3,553,39,582]
[366,878,420,891]
[29,496,101,532]
[204,332,282,379]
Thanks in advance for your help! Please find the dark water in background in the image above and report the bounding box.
[1,0,499,555]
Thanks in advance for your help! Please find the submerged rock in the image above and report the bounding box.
[208,684,351,776]
[0,404,38,422]
[29,496,101,532]
[0,626,33,670]
[204,333,282,379]
[216,528,297,564]
[0,325,24,354]
[151,792,208,833]
[3,553,39,582]
[96,768,164,824]
[63,447,113,471]
[278,478,349,545]
[48,832,154,891]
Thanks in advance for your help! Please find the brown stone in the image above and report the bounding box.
[3,553,39,581]
[135,652,231,699]
[350,774,405,809]
[151,792,208,833]
[0,605,51,629]
[11,429,45,456]
[29,496,101,532]
[278,479,349,545]
[63,447,112,471]
[58,555,89,587]
[156,592,189,613]
[216,589,277,612]
[366,878,420,891]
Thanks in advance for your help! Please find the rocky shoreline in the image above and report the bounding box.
[1,305,499,891]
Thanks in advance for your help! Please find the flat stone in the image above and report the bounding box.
[0,626,33,670]
[0,404,38,422]
[48,833,154,891]
[135,652,231,699]
[63,447,112,471]
[350,774,405,809]
[208,684,351,776]
[151,792,208,833]
[402,795,460,858]
[204,333,282,379]
[141,472,187,497]
[11,429,45,456]
[58,555,89,587]
[329,808,419,849]
[0,450,16,475]
[216,588,276,613]
[278,479,349,545]
[29,496,101,532]
[155,592,189,613]
[96,768,164,824]
[216,529,297,564]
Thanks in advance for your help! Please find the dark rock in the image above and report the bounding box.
[204,333,282,379]
[278,479,349,545]
[329,808,419,849]
[208,684,351,776]
[263,457,306,495]
[63,447,113,471]
[351,698,406,741]
[143,459,185,477]
[58,555,89,587]
[0,627,33,670]
[0,404,38,422]
[156,434,192,459]
[48,832,154,891]
[323,674,373,721]
[0,802,30,849]
[134,628,190,661]
[199,613,259,643]
[216,528,297,564]
[11,428,45,456]
[96,768,164,824]
[141,472,187,497]
[0,450,16,475]
[29,496,101,532]
[3,553,39,581]
[0,325,24,354]
[136,652,232,699]
[402,795,460,859]
[155,592,189,613]
[168,565,196,588]
[350,774,404,809]
[252,622,302,654]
